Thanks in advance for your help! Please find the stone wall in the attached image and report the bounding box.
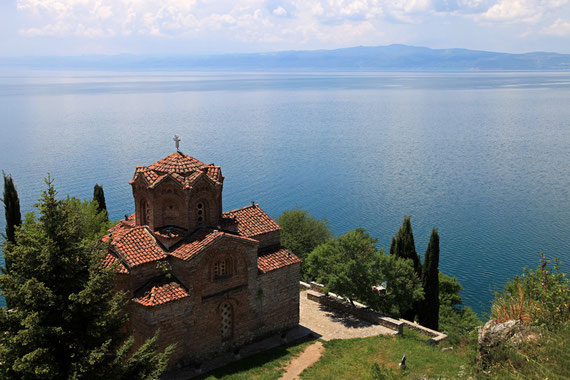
[254,230,281,249]
[256,262,301,336]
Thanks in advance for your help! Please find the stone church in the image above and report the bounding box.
[101,149,301,365]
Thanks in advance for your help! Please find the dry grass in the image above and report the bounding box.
[491,280,537,324]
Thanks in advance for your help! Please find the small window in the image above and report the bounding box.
[220,302,232,340]
[214,260,228,278]
[197,202,205,224]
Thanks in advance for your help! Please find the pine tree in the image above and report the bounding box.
[418,228,440,330]
[390,216,423,320]
[2,172,22,244]
[0,178,172,379]
[93,183,108,220]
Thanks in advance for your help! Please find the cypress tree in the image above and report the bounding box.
[2,172,22,244]
[390,216,422,277]
[391,216,423,320]
[419,228,440,330]
[93,183,108,219]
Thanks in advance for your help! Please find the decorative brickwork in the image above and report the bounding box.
[103,150,301,366]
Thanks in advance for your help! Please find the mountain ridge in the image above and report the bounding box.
[3,44,570,71]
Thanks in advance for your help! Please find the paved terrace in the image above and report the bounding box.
[299,290,396,340]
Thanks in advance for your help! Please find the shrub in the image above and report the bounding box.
[491,254,569,330]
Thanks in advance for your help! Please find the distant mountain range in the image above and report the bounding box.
[4,44,570,71]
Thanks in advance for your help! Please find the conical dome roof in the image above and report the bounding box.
[131,151,223,189]
[148,152,206,175]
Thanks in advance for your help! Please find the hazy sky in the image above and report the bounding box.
[1,0,570,56]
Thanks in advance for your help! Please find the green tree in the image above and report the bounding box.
[2,172,22,244]
[0,178,172,379]
[371,253,425,317]
[390,216,421,276]
[418,228,440,330]
[390,216,422,320]
[277,208,332,280]
[438,272,481,344]
[93,184,108,220]
[306,228,423,317]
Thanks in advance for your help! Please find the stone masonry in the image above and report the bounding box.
[102,151,301,366]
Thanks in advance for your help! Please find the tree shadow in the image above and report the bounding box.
[318,304,374,329]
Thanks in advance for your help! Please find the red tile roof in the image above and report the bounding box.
[131,152,223,190]
[257,247,301,274]
[223,204,281,238]
[101,252,129,274]
[112,226,167,268]
[170,229,257,261]
[149,152,205,174]
[132,281,190,307]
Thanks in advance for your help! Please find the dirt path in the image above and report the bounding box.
[279,341,324,380]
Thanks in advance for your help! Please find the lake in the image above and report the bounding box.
[1,71,569,315]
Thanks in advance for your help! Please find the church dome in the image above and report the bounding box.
[148,152,206,175]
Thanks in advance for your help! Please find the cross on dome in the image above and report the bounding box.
[173,135,181,152]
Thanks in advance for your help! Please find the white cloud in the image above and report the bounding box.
[14,0,570,50]
[478,0,569,23]
[543,17,570,35]
[272,6,287,16]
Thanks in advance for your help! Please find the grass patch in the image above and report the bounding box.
[198,339,313,380]
[301,330,476,379]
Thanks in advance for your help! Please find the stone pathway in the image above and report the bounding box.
[299,291,396,340]
[279,341,324,380]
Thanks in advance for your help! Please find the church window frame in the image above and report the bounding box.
[213,259,230,279]
[196,202,205,225]
[220,302,233,340]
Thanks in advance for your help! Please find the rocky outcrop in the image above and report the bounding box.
[478,320,538,369]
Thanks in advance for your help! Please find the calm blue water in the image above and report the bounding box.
[1,71,569,315]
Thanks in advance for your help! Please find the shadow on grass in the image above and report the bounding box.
[196,334,320,380]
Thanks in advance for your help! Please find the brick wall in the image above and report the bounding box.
[256,263,301,335]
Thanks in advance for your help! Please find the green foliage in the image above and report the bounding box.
[277,208,332,280]
[418,229,440,330]
[92,184,108,220]
[369,362,397,380]
[370,255,424,318]
[491,254,569,329]
[438,272,481,345]
[439,272,463,308]
[2,172,22,244]
[306,228,423,317]
[0,178,171,379]
[389,216,421,277]
[390,217,422,320]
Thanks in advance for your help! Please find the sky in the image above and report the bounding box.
[1,0,570,56]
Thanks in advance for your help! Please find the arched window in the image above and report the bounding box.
[214,259,228,278]
[220,302,233,340]
[196,202,205,226]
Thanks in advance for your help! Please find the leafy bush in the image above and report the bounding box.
[491,255,569,329]
[438,272,482,345]
[306,228,423,318]
[277,208,332,281]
